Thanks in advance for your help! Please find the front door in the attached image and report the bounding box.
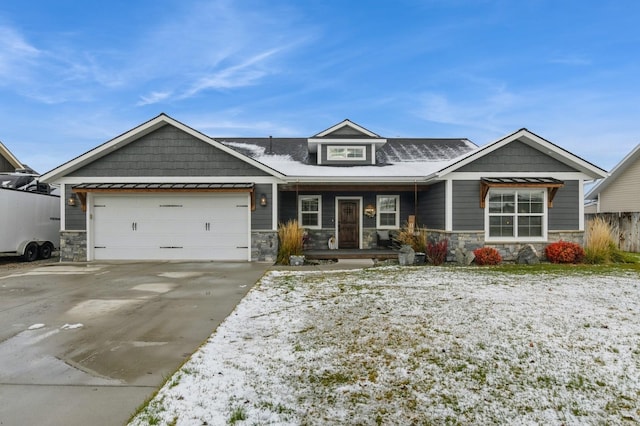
[338,200,359,248]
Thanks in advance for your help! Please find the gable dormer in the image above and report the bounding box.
[308,119,387,166]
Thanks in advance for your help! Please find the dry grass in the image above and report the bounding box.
[277,220,304,265]
[395,223,428,253]
[584,217,623,264]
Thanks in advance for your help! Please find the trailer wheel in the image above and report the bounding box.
[23,242,39,262]
[39,242,53,260]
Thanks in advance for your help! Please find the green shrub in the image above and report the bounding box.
[473,247,502,266]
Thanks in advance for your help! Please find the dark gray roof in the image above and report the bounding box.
[216,137,476,165]
[481,177,564,185]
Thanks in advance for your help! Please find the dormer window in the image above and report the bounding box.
[308,119,387,166]
[327,146,366,161]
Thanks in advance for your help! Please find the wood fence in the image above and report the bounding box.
[585,212,640,253]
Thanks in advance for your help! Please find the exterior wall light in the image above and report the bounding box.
[67,195,77,206]
[364,204,376,218]
[260,193,268,206]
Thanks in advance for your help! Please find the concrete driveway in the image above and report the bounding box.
[0,260,270,426]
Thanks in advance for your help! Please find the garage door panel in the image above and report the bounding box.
[92,194,249,261]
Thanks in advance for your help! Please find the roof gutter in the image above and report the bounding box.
[283,175,431,184]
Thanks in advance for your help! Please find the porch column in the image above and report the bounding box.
[271,183,278,230]
[445,179,453,231]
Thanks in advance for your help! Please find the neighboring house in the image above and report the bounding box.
[585,144,640,213]
[585,144,640,252]
[39,114,607,262]
[0,141,25,173]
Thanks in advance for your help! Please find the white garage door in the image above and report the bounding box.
[92,193,250,261]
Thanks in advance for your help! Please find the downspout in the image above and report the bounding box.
[414,180,418,224]
[295,180,299,221]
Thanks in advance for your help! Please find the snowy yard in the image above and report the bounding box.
[130,266,640,425]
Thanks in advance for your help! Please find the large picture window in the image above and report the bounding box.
[298,196,322,229]
[486,189,546,240]
[377,195,399,228]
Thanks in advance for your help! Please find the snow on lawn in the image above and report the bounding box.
[130,266,640,425]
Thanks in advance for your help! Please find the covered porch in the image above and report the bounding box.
[303,248,397,260]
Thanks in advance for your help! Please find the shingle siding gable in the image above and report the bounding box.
[458,140,577,173]
[69,125,269,177]
[0,155,13,172]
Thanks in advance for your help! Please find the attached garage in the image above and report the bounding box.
[73,184,253,261]
[38,114,284,262]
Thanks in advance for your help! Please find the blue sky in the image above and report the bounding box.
[1,0,639,174]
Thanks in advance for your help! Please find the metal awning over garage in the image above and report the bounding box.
[71,183,255,211]
[480,177,564,208]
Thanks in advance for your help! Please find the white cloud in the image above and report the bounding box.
[180,48,281,98]
[137,91,173,106]
[549,54,591,66]
[0,25,40,81]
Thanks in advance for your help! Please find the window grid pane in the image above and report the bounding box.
[380,213,396,226]
[489,216,514,237]
[301,199,318,213]
[379,197,397,212]
[301,213,318,227]
[517,216,542,237]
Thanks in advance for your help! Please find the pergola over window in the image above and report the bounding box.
[480,177,564,208]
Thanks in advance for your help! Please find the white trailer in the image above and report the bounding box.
[0,187,60,261]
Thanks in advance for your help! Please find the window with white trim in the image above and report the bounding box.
[298,195,322,228]
[327,146,366,161]
[486,189,546,240]
[377,195,399,228]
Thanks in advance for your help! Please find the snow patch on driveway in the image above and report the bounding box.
[66,299,140,317]
[27,323,46,330]
[158,272,203,279]
[132,283,176,293]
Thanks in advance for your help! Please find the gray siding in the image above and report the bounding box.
[323,126,370,138]
[279,192,297,224]
[419,181,445,229]
[458,140,577,173]
[320,144,373,166]
[252,184,274,230]
[0,155,14,172]
[452,181,484,231]
[65,185,87,230]
[549,180,579,230]
[69,125,269,177]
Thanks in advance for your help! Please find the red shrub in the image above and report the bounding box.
[427,239,448,265]
[473,247,502,266]
[544,241,585,264]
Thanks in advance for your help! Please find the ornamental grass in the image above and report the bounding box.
[584,217,625,264]
[277,220,305,265]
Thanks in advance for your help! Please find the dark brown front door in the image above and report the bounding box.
[338,200,359,248]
